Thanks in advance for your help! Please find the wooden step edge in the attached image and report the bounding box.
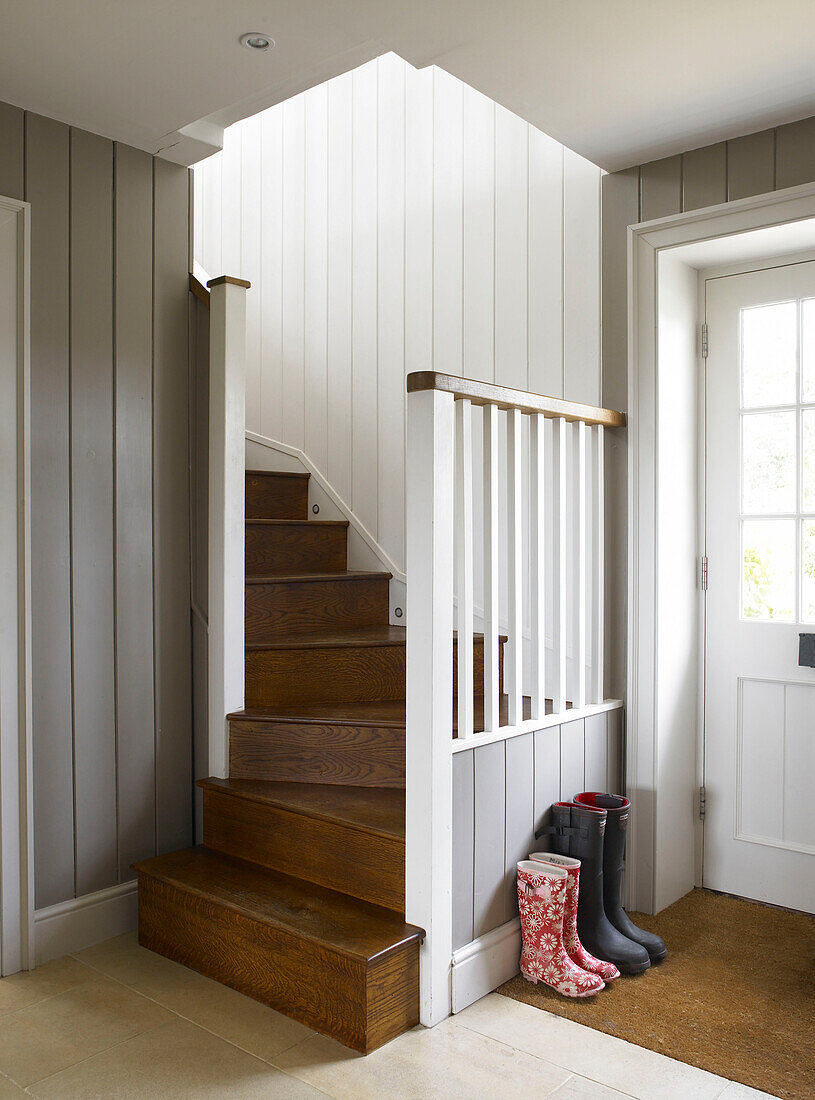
[246,570,392,586]
[246,518,349,528]
[197,777,405,841]
[227,707,406,728]
[245,629,506,652]
[246,469,310,480]
[133,853,423,965]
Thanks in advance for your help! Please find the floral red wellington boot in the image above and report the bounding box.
[529,852,620,983]
[517,860,605,998]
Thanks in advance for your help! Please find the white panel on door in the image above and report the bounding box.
[738,678,784,842]
[783,683,815,849]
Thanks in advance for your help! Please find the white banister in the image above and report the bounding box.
[592,425,605,702]
[482,403,500,733]
[405,387,455,1028]
[529,413,546,720]
[552,416,567,714]
[455,398,474,740]
[576,419,588,709]
[207,275,249,779]
[506,408,523,725]
[405,372,625,1027]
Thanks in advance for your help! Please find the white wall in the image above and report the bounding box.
[194,53,603,577]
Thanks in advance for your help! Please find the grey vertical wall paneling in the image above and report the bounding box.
[190,296,209,843]
[559,718,585,800]
[639,156,681,222]
[600,167,638,703]
[681,143,726,212]
[583,712,608,791]
[727,130,775,201]
[452,751,475,949]
[153,159,192,854]
[0,103,24,199]
[25,113,76,908]
[473,741,506,937]
[607,708,623,793]
[70,128,118,896]
[775,117,815,190]
[533,724,561,836]
[114,143,156,879]
[504,733,534,921]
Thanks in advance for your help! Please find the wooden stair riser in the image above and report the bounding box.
[202,786,405,912]
[229,717,405,787]
[137,871,418,1053]
[245,575,390,642]
[245,471,309,520]
[245,637,503,708]
[246,522,347,576]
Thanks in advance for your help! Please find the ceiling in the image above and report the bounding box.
[3,0,815,170]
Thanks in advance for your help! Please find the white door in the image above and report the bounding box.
[705,260,815,914]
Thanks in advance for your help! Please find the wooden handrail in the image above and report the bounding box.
[189,273,210,308]
[406,371,626,428]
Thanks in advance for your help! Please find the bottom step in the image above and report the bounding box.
[134,846,423,1053]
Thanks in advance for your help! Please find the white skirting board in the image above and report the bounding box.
[451,918,521,1014]
[34,881,138,965]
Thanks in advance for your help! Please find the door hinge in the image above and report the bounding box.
[699,785,707,820]
[701,556,709,590]
[701,322,709,359]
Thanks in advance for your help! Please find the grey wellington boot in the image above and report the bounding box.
[574,793,667,964]
[536,802,650,975]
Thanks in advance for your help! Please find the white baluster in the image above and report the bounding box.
[455,399,474,740]
[507,407,523,725]
[576,419,587,709]
[552,417,567,714]
[529,413,546,720]
[482,403,500,733]
[592,424,605,703]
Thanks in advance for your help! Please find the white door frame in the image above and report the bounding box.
[0,194,34,974]
[627,180,815,914]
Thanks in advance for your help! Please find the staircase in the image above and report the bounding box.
[135,469,503,1053]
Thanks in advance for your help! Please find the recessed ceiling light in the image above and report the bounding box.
[240,32,275,51]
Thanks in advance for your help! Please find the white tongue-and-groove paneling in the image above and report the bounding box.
[194,53,602,576]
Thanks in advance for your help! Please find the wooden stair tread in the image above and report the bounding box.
[246,570,391,586]
[245,469,309,479]
[229,701,407,727]
[246,518,349,528]
[246,627,503,651]
[228,693,536,735]
[135,846,421,963]
[198,777,405,839]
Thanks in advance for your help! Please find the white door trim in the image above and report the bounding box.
[0,194,34,974]
[627,179,815,914]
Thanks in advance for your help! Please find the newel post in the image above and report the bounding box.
[405,387,455,1027]
[207,276,250,778]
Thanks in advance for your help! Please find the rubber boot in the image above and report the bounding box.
[537,802,650,975]
[574,793,667,964]
[529,851,620,983]
[516,860,604,997]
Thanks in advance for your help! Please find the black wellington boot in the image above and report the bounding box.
[574,793,667,964]
[536,802,650,975]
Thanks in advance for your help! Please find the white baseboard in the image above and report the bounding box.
[34,880,138,965]
[451,918,521,1014]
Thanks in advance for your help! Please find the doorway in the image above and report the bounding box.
[703,259,815,913]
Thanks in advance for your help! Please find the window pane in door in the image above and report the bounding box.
[742,518,795,620]
[741,412,796,514]
[803,409,815,512]
[802,521,815,623]
[802,298,815,403]
[741,301,797,409]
